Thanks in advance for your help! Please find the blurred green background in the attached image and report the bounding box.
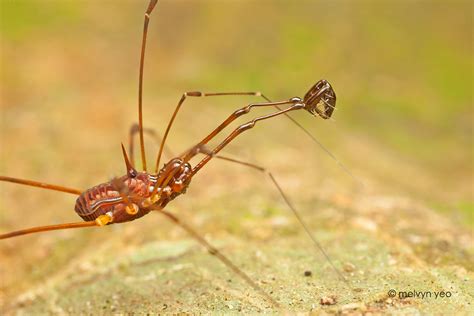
[1,0,472,314]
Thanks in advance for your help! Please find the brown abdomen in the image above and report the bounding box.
[74,182,122,221]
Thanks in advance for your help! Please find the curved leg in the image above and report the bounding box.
[135,0,160,172]
[152,88,357,186]
[160,86,358,185]
[153,101,301,193]
[153,91,283,173]
[175,98,297,166]
[190,101,303,175]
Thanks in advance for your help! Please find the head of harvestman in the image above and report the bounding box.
[302,79,336,119]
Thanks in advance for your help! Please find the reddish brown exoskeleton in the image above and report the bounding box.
[0,0,356,308]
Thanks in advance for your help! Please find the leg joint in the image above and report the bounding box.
[234,106,250,116]
[237,121,255,132]
[185,91,202,97]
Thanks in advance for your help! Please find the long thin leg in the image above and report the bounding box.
[157,209,280,308]
[128,123,174,168]
[0,221,98,239]
[137,0,159,172]
[208,154,350,288]
[0,176,82,195]
[190,102,304,176]
[152,89,356,186]
[191,99,297,153]
[154,91,288,173]
[153,100,300,193]
[149,97,295,194]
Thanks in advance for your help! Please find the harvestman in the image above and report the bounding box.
[0,0,357,308]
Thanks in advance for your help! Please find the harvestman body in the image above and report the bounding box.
[1,0,353,308]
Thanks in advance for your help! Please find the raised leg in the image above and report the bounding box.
[190,101,304,175]
[170,95,297,163]
[151,99,301,193]
[157,209,280,308]
[153,91,285,173]
[152,85,358,186]
[136,0,159,172]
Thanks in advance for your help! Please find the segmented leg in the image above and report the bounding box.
[189,101,303,175]
[153,91,281,173]
[154,89,357,184]
[151,98,298,193]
